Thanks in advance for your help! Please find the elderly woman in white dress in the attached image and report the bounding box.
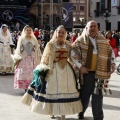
[21,25,82,120]
[0,24,14,74]
[12,25,41,91]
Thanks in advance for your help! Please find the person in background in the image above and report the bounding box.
[66,31,71,42]
[0,24,14,74]
[106,31,119,57]
[106,31,116,48]
[21,25,83,120]
[34,28,39,39]
[50,30,54,39]
[71,20,115,120]
[37,37,44,54]
[112,30,120,47]
[77,32,82,37]
[42,30,50,47]
[15,22,20,31]
[10,22,15,31]
[71,33,77,43]
[12,25,41,92]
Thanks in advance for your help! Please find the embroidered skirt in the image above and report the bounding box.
[0,44,13,73]
[14,52,36,89]
[21,62,82,115]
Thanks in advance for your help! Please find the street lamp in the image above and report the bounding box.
[103,9,111,30]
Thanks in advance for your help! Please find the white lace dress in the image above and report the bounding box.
[0,33,14,73]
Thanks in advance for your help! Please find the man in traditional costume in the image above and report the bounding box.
[71,20,115,120]
[21,25,82,120]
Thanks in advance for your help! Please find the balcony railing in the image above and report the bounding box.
[94,8,111,18]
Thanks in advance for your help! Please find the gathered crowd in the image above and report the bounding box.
[0,20,117,120]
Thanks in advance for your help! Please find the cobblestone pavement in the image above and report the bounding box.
[0,70,120,120]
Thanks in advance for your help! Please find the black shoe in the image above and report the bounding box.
[78,114,84,119]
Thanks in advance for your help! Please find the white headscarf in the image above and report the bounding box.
[50,25,67,43]
[12,25,41,64]
[0,24,13,45]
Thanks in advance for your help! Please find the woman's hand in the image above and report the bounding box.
[72,55,78,60]
[73,64,78,70]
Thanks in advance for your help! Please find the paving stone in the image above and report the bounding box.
[0,71,120,120]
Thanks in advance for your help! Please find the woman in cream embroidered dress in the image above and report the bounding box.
[21,25,82,120]
[12,25,41,91]
[0,24,14,74]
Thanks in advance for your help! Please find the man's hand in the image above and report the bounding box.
[109,63,116,74]
[80,66,89,74]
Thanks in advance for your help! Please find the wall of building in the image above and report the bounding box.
[70,0,88,31]
[90,0,120,31]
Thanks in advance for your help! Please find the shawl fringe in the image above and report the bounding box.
[94,79,112,96]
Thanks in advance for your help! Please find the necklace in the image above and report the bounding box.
[56,40,65,47]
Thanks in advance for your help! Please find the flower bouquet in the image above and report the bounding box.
[31,64,50,86]
[11,54,22,72]
[21,64,49,106]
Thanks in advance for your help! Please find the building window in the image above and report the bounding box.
[118,21,120,32]
[79,17,84,21]
[107,0,111,11]
[117,7,120,14]
[80,12,85,15]
[116,0,120,14]
[94,10,100,17]
[94,2,100,17]
[73,6,77,10]
[73,12,76,15]
[80,6,84,11]
[97,23,100,30]
[79,17,86,27]
[96,2,100,10]
[73,17,76,22]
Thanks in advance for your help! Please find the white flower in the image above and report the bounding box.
[11,54,22,62]
[35,64,50,71]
